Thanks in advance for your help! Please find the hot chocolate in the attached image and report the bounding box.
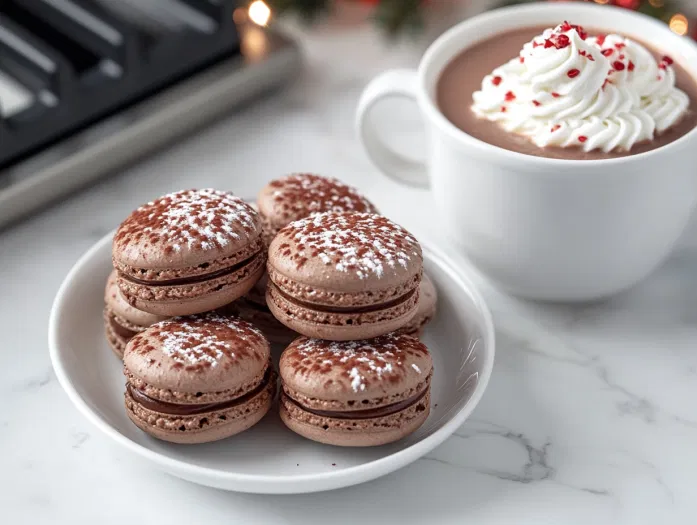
[437,23,697,160]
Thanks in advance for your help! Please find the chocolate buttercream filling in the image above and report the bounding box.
[108,315,138,339]
[121,251,263,287]
[272,283,417,314]
[127,369,273,416]
[283,386,428,420]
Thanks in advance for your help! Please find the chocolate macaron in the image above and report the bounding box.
[397,273,437,338]
[279,334,433,447]
[266,212,423,341]
[222,273,298,345]
[257,174,378,246]
[113,189,265,316]
[104,270,168,359]
[124,314,276,444]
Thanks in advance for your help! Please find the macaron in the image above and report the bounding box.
[397,273,437,338]
[104,270,168,359]
[257,174,378,246]
[279,334,433,447]
[123,314,276,444]
[221,273,298,345]
[113,189,265,316]
[266,212,423,341]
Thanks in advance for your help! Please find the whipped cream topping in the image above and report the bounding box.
[472,22,690,153]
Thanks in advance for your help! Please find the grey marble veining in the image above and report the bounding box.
[1,15,697,525]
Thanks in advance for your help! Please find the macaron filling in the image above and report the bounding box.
[127,368,275,416]
[269,282,418,314]
[107,313,138,339]
[118,251,264,287]
[282,384,429,420]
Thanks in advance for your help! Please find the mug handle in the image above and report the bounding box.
[356,69,430,188]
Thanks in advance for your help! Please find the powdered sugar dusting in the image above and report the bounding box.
[129,314,268,371]
[114,189,260,253]
[278,212,421,279]
[265,174,378,223]
[287,334,430,393]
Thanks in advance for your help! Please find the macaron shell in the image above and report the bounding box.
[124,315,270,395]
[105,270,168,327]
[279,334,433,405]
[268,213,422,294]
[396,273,437,337]
[257,174,378,234]
[118,252,265,316]
[125,375,275,444]
[279,389,430,447]
[266,281,418,341]
[113,190,262,271]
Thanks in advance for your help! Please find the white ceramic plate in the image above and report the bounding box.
[49,233,495,494]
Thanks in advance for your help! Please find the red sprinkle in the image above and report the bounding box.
[520,56,525,63]
[587,54,595,62]
[533,41,543,48]
[579,136,588,143]
[601,49,614,57]
[559,21,588,40]
[663,55,674,65]
[613,61,626,71]
[659,63,667,70]
[555,34,571,49]
[602,78,612,90]
[615,43,626,50]
[552,92,560,98]
[532,100,541,107]
[618,54,625,60]
[501,106,507,113]
[551,124,561,132]
[492,76,502,86]
[657,75,662,81]
[628,61,635,72]
[567,69,580,78]
[596,34,607,46]
[504,91,516,102]
[544,39,555,49]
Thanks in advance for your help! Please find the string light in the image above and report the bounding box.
[648,0,665,7]
[248,0,272,27]
[669,13,689,36]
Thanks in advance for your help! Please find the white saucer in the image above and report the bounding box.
[49,233,495,494]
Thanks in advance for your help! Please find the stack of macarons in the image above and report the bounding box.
[106,175,437,447]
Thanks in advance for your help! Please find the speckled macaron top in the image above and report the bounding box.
[268,212,422,298]
[280,334,433,408]
[105,270,168,327]
[113,189,263,278]
[124,314,270,399]
[257,174,378,239]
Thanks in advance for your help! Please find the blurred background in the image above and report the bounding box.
[0,0,695,227]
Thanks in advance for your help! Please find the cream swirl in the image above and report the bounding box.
[471,22,690,153]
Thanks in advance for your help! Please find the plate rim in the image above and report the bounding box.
[49,232,495,494]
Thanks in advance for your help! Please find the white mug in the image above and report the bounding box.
[357,3,697,301]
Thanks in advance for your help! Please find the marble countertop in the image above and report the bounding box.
[2,14,697,525]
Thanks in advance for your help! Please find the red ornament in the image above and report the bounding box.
[614,0,640,9]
